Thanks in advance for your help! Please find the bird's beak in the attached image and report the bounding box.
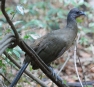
[79,11,86,16]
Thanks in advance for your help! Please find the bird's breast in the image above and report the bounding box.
[58,30,77,46]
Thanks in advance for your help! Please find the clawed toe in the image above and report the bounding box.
[48,66,63,82]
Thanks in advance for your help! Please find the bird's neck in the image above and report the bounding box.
[66,16,77,29]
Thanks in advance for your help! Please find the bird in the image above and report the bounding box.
[10,8,85,87]
[25,8,85,69]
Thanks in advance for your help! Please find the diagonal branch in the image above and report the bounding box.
[4,51,48,87]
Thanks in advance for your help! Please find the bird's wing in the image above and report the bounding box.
[34,35,67,60]
[57,46,67,58]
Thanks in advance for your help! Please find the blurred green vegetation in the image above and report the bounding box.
[0,0,94,86]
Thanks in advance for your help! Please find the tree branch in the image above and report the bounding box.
[1,0,19,45]
[4,51,48,87]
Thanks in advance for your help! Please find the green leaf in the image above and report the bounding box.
[16,5,24,15]
[89,23,94,27]
[29,66,33,71]
[21,0,28,4]
[30,33,41,40]
[29,19,46,28]
[0,11,2,15]
[29,9,39,16]
[79,37,88,45]
[47,8,58,17]
[48,21,60,30]
[13,46,24,55]
[13,49,21,58]
[63,80,67,85]
[0,60,3,66]
[57,9,64,18]
[13,21,25,26]
[35,1,49,9]
[24,34,30,39]
[6,7,15,15]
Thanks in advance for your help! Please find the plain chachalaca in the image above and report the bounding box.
[10,8,85,87]
[25,8,85,69]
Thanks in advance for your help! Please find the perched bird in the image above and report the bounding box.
[10,8,85,87]
[25,8,85,69]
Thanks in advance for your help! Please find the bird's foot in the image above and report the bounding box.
[48,66,63,83]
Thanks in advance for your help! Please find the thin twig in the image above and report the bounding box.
[0,73,11,84]
[68,80,94,87]
[91,44,94,55]
[57,51,70,75]
[77,57,88,87]
[73,34,83,87]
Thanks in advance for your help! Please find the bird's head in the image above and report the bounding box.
[68,8,85,19]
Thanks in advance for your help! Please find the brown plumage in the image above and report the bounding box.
[25,8,85,69]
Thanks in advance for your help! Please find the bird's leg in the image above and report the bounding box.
[48,66,63,83]
[10,57,31,87]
